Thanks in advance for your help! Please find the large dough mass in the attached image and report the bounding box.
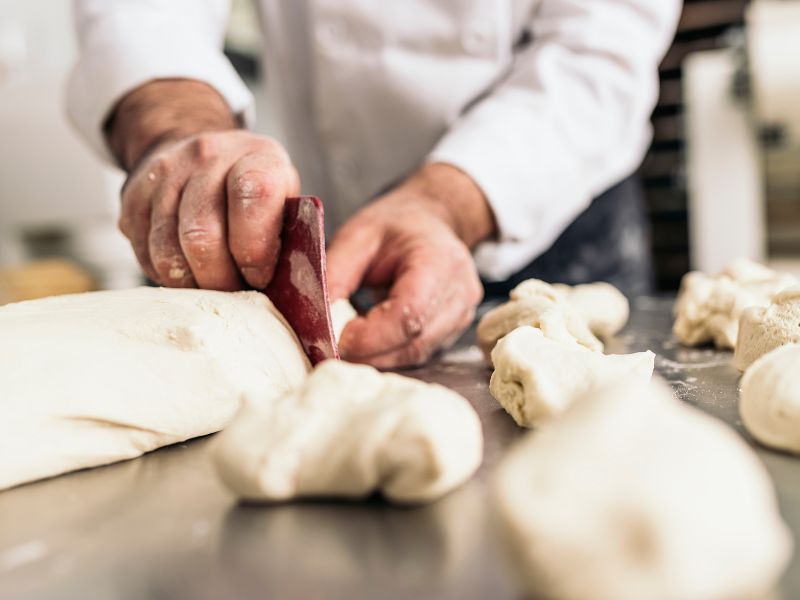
[494,379,792,600]
[212,360,483,503]
[489,326,654,428]
[0,287,310,490]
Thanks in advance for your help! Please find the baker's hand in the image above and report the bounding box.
[120,130,299,290]
[327,163,496,368]
[108,79,300,291]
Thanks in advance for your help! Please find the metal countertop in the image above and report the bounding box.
[1,297,799,600]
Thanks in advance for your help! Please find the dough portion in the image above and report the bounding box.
[477,280,603,364]
[544,281,629,339]
[329,298,357,343]
[740,343,800,453]
[489,326,654,428]
[494,379,792,600]
[673,258,796,349]
[734,286,800,371]
[213,360,483,504]
[0,287,310,490]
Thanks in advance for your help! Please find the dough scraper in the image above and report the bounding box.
[264,196,339,366]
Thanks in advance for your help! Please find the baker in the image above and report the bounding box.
[68,0,680,368]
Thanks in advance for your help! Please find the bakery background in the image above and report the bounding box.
[1,0,799,302]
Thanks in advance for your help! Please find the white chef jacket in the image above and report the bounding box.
[68,0,680,281]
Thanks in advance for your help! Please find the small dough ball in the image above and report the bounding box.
[550,281,630,338]
[489,326,653,428]
[494,379,792,600]
[734,286,800,371]
[740,343,800,453]
[477,280,602,364]
[673,258,796,349]
[329,298,357,343]
[212,360,483,504]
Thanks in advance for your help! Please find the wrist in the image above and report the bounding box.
[402,163,496,248]
[106,79,241,171]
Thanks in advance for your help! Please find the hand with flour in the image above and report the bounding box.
[109,79,300,291]
[109,81,494,368]
[327,163,494,368]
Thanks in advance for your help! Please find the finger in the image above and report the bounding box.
[326,223,383,301]
[338,254,448,359]
[363,303,476,369]
[148,167,195,288]
[119,172,159,282]
[227,152,289,289]
[178,173,243,291]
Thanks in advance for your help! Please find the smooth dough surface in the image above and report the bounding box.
[740,343,800,453]
[494,379,792,600]
[212,360,483,504]
[734,286,800,371]
[0,287,310,490]
[673,258,796,349]
[476,280,604,364]
[489,326,654,428]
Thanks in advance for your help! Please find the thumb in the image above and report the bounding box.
[326,222,382,301]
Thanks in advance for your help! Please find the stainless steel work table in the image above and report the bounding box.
[2,297,799,599]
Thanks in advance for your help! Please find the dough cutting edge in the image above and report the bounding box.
[264,196,339,365]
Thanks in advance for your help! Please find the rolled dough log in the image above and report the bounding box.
[212,360,483,504]
[0,287,310,490]
[489,326,654,428]
[477,280,603,364]
[494,379,792,600]
[673,258,796,349]
[734,286,800,371]
[740,343,800,453]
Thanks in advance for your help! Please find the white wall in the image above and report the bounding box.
[0,0,138,287]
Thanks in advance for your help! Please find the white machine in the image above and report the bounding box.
[684,0,800,275]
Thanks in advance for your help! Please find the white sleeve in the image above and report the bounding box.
[67,0,255,162]
[428,0,681,280]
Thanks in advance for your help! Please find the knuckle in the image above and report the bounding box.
[180,225,223,254]
[231,171,273,204]
[255,136,281,155]
[118,215,132,237]
[400,304,426,340]
[189,134,220,164]
[148,154,173,178]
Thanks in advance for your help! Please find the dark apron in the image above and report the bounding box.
[482,175,654,299]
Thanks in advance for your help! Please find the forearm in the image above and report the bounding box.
[402,163,497,249]
[106,78,241,171]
